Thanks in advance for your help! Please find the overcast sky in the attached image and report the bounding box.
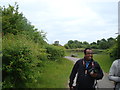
[1,0,119,45]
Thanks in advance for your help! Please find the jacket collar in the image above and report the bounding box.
[83,57,93,62]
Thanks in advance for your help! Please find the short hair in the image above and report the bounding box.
[84,48,92,55]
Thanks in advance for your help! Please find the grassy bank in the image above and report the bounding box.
[26,58,73,88]
[94,53,114,73]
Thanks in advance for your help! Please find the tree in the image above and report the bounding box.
[74,40,82,48]
[2,3,47,45]
[82,41,90,48]
[107,37,116,48]
[2,3,38,35]
[90,42,98,49]
[97,38,109,49]
[117,35,120,58]
[68,40,74,44]
[64,44,70,49]
[64,40,83,49]
[67,40,74,49]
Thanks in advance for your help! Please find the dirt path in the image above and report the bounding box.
[65,56,114,89]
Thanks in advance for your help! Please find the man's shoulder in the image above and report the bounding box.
[92,60,99,65]
[93,60,98,63]
[113,59,120,64]
[76,58,84,63]
[116,59,120,62]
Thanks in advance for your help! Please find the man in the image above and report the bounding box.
[108,59,120,90]
[69,48,104,90]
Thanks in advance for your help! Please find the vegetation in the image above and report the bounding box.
[26,58,73,88]
[2,4,66,88]
[93,53,114,73]
[2,3,120,88]
[64,35,120,61]
[65,50,113,73]
[64,38,116,49]
[65,49,84,58]
[46,45,65,61]
[107,35,120,60]
[2,34,45,88]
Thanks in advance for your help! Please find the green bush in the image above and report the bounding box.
[92,49,104,54]
[2,34,47,88]
[107,44,118,59]
[46,45,65,61]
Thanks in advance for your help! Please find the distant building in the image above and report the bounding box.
[54,41,59,44]
[53,41,62,46]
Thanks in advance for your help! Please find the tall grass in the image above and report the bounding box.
[26,58,73,88]
[93,53,114,73]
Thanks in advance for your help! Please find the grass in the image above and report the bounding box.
[65,51,84,58]
[26,58,73,88]
[26,50,114,88]
[93,53,114,73]
[65,50,114,73]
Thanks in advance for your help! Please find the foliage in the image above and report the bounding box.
[94,53,114,73]
[64,40,82,49]
[64,37,116,49]
[2,3,66,88]
[65,49,113,73]
[2,3,47,45]
[46,45,65,61]
[2,34,47,88]
[2,3,37,35]
[3,3,118,88]
[26,58,73,88]
[117,35,120,59]
[19,30,47,46]
[107,44,117,59]
[108,35,120,59]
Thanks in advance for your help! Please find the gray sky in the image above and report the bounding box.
[1,0,119,45]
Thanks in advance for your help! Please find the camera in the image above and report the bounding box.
[88,68,98,74]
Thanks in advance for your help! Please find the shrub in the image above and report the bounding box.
[45,45,65,61]
[108,44,118,59]
[2,34,47,88]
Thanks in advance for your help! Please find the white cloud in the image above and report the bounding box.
[1,0,118,45]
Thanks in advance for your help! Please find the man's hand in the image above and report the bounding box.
[70,86,74,90]
[69,82,74,90]
[90,72,98,78]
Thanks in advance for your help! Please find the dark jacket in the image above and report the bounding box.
[69,58,104,88]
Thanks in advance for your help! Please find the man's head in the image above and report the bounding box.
[84,48,93,61]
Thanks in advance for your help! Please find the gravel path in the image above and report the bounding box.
[65,56,114,89]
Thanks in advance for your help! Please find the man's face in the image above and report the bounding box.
[85,49,93,61]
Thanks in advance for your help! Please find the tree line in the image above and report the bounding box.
[64,38,116,49]
[64,36,120,60]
